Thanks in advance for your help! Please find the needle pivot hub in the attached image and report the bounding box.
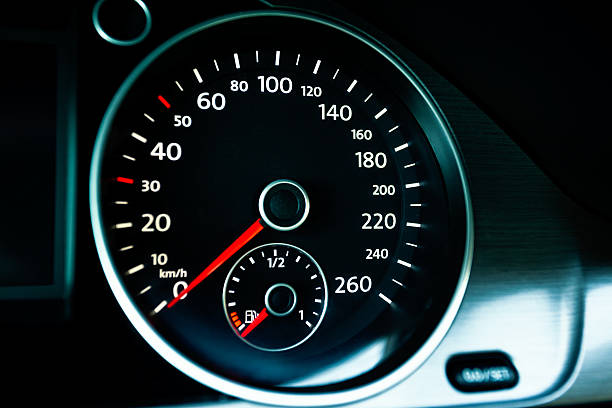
[259,180,309,231]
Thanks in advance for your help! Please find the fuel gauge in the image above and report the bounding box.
[223,243,328,352]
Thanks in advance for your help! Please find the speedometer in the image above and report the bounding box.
[90,10,472,406]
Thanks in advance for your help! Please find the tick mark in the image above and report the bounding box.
[158,95,171,109]
[150,301,167,316]
[394,143,409,152]
[379,293,393,304]
[113,222,133,229]
[131,132,147,143]
[126,264,144,275]
[116,177,134,184]
[397,259,412,268]
[193,68,203,83]
[392,279,405,288]
[347,79,357,93]
[374,108,388,119]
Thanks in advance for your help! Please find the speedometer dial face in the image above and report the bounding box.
[90,11,472,405]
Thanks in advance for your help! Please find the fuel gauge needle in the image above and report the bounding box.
[167,218,264,308]
[240,308,268,338]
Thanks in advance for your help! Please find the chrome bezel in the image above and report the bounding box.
[92,0,152,47]
[89,9,474,406]
[258,179,311,231]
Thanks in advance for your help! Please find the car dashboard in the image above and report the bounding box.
[1,1,611,407]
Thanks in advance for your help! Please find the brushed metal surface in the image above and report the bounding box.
[547,212,612,406]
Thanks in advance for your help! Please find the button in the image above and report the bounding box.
[446,352,519,392]
[92,0,151,46]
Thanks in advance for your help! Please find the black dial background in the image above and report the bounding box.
[96,15,468,390]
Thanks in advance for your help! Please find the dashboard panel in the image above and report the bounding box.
[1,1,611,407]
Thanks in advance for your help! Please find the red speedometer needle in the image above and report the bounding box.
[167,218,264,308]
[240,308,269,338]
